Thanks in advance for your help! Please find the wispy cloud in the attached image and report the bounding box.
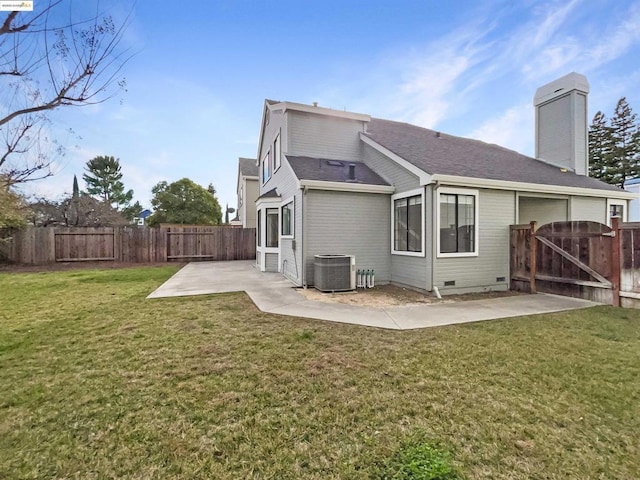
[467,104,533,154]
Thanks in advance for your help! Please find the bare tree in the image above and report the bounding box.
[0,1,131,185]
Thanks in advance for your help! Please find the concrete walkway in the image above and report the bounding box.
[147,261,601,330]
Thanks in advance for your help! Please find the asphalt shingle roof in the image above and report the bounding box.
[286,156,390,186]
[238,157,258,177]
[364,118,624,192]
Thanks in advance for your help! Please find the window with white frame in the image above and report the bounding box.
[266,208,278,247]
[438,189,478,256]
[607,199,626,226]
[257,210,261,247]
[274,133,281,172]
[392,190,423,254]
[239,186,243,206]
[262,151,270,184]
[281,200,293,236]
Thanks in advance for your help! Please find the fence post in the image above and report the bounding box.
[530,221,537,294]
[611,217,621,307]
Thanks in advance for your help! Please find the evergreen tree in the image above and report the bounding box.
[72,175,80,199]
[82,156,134,210]
[588,111,615,183]
[609,97,640,187]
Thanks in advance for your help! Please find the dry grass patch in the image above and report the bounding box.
[1,266,639,479]
[297,283,522,307]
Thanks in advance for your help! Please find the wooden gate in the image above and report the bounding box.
[510,220,620,305]
[165,226,255,261]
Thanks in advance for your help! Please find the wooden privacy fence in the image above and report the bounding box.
[3,226,256,264]
[511,218,640,307]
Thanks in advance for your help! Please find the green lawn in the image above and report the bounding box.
[1,266,639,479]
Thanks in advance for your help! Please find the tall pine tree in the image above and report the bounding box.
[609,97,640,188]
[82,156,134,210]
[589,111,615,183]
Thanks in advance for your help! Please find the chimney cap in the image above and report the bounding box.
[534,72,589,106]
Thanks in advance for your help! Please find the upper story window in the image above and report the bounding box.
[274,133,281,172]
[438,188,479,257]
[262,151,270,184]
[239,186,243,207]
[391,189,424,256]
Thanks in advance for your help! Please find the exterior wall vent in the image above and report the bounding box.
[314,255,356,292]
[444,280,455,287]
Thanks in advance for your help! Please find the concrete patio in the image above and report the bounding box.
[147,260,601,330]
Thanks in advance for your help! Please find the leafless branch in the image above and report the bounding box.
[0,0,132,184]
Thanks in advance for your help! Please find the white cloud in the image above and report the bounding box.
[467,104,534,156]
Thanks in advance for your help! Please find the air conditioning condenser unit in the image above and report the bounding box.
[313,254,356,292]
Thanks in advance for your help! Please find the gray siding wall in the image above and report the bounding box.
[287,111,365,161]
[519,196,568,226]
[280,188,304,286]
[265,253,278,272]
[570,196,606,223]
[391,255,428,291]
[575,93,588,175]
[259,107,287,194]
[391,185,432,291]
[434,189,515,294]
[362,144,419,193]
[537,94,572,169]
[269,158,304,286]
[242,178,259,228]
[305,190,390,285]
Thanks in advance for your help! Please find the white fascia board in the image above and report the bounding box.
[299,179,395,194]
[282,101,371,122]
[359,133,432,185]
[430,174,636,200]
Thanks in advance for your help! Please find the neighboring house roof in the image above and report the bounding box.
[239,157,258,178]
[287,156,390,186]
[364,118,624,193]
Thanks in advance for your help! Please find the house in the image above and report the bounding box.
[236,157,259,228]
[254,73,634,294]
[623,178,640,221]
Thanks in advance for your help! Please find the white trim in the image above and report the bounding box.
[436,187,480,258]
[298,179,394,194]
[431,174,635,200]
[606,198,628,226]
[280,196,295,239]
[273,131,282,173]
[360,133,432,185]
[261,151,271,185]
[278,101,371,122]
[391,188,425,257]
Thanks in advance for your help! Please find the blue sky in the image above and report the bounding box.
[25,0,640,211]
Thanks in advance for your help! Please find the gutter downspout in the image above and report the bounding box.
[302,186,307,288]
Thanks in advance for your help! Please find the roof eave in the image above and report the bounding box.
[299,179,394,194]
[430,174,635,199]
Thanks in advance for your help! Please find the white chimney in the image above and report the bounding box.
[533,72,589,175]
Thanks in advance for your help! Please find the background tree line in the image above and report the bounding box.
[589,97,640,188]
